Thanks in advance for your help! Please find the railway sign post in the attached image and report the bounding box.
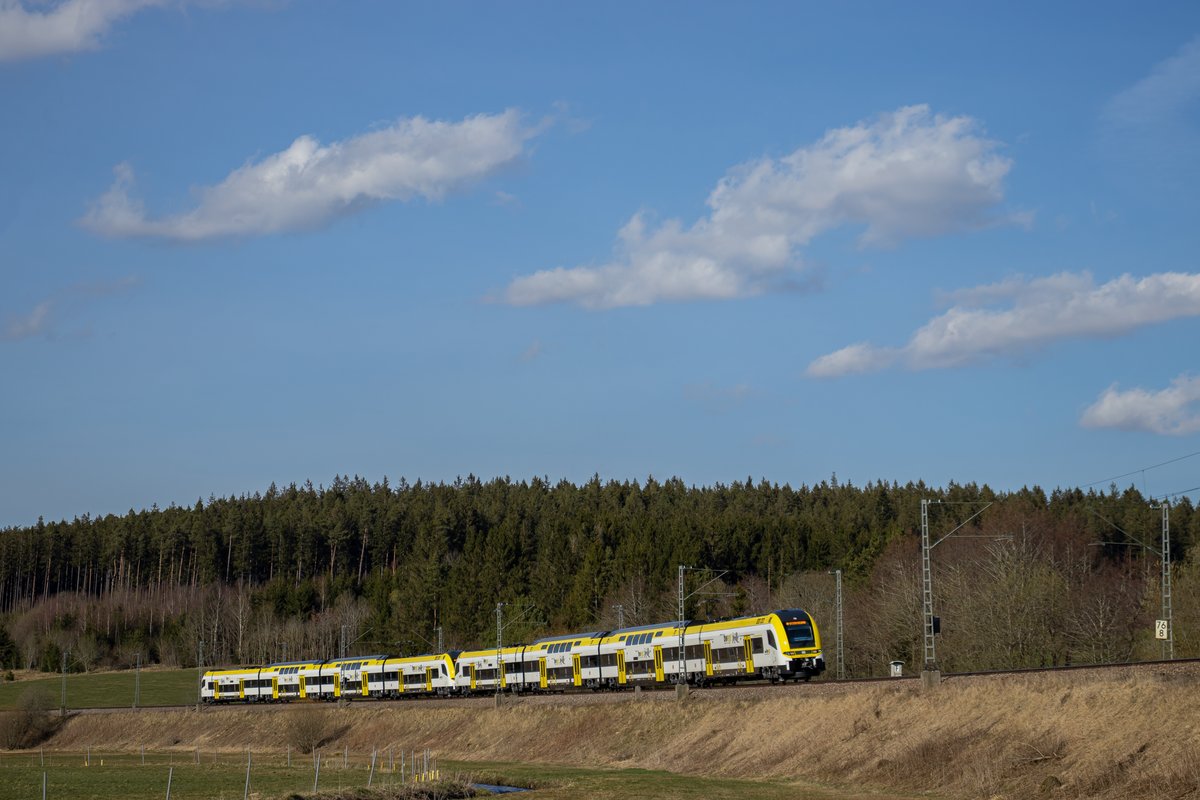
[1091,501,1173,660]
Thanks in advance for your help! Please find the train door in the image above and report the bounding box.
[616,650,626,685]
[425,667,433,693]
[298,676,306,699]
[572,654,582,687]
[743,638,754,674]
[653,647,664,682]
[362,673,370,696]
[239,679,246,700]
[272,676,279,700]
[703,641,714,677]
[538,658,547,689]
[470,664,477,690]
[213,681,221,701]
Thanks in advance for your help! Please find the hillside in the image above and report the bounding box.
[41,663,1200,799]
[2,477,1197,680]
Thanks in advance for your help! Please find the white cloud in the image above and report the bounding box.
[807,271,1200,377]
[1082,375,1200,436]
[3,300,53,341]
[0,0,162,62]
[1104,35,1200,129]
[806,343,898,378]
[3,276,140,343]
[504,105,1018,309]
[82,110,537,240]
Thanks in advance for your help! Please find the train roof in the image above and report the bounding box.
[532,630,605,644]
[608,620,687,635]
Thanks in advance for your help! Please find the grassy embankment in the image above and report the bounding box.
[10,666,1200,799]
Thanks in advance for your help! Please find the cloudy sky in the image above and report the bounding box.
[2,1,1199,526]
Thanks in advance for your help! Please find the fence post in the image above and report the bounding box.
[368,749,377,787]
[165,766,173,800]
[243,750,251,800]
[313,753,321,793]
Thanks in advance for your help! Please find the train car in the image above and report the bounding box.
[271,659,319,700]
[201,666,260,703]
[676,608,824,684]
[598,623,679,687]
[454,645,521,693]
[530,631,605,691]
[364,652,456,698]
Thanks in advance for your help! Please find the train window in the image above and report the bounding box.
[784,618,816,647]
[751,637,764,654]
[767,631,776,649]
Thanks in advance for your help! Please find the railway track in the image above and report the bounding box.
[56,656,1200,716]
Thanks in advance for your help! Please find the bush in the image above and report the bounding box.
[0,686,56,749]
[286,706,333,754]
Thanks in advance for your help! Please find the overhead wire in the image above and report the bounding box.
[1079,449,1200,491]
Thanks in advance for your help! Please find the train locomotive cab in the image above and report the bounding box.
[771,609,825,681]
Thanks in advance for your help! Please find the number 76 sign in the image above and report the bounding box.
[1156,619,1169,640]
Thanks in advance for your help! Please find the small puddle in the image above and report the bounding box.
[471,784,531,794]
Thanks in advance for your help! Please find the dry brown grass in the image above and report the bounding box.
[39,667,1200,799]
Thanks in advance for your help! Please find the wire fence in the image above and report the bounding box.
[0,745,444,799]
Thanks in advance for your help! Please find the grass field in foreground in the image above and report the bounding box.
[0,669,199,709]
[0,751,934,800]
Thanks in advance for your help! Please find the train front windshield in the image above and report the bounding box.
[784,617,816,648]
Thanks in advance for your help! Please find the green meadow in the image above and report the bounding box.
[0,751,923,800]
[0,669,199,710]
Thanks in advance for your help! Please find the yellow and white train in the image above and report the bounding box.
[200,608,823,703]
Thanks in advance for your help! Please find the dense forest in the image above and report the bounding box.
[0,475,1197,678]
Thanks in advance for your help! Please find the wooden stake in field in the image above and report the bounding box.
[368,749,377,787]
[165,766,174,800]
[243,750,251,800]
[312,753,321,793]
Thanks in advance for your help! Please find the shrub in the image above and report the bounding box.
[0,686,56,749]
[286,706,333,754]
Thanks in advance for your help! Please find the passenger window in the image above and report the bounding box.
[767,631,776,649]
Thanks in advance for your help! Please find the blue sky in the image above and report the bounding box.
[2,1,1199,527]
